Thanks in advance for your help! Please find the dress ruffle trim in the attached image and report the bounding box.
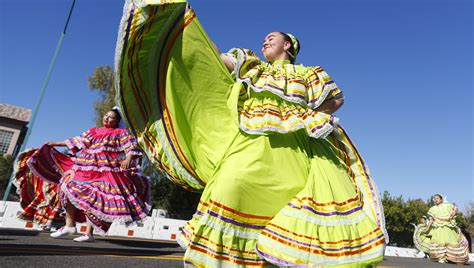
[24,146,66,184]
[229,48,342,110]
[177,214,269,267]
[228,48,341,139]
[413,223,431,253]
[240,101,339,139]
[148,121,205,190]
[67,128,143,156]
[256,241,385,267]
[71,165,138,172]
[60,176,152,225]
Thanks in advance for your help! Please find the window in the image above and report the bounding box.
[0,129,14,155]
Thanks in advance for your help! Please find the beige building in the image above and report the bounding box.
[0,104,31,156]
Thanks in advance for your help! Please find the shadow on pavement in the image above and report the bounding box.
[0,243,183,257]
[100,237,181,249]
[0,228,40,237]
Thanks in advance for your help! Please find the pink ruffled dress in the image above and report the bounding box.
[59,127,151,233]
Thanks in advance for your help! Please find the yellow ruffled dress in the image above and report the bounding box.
[115,1,388,266]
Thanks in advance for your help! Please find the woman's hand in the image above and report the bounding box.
[220,53,234,73]
[121,154,134,169]
[423,218,433,233]
[449,207,458,220]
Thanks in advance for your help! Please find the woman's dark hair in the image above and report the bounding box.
[434,194,443,200]
[279,32,300,64]
[110,108,122,122]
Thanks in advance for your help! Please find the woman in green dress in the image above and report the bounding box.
[115,1,387,266]
[414,194,469,264]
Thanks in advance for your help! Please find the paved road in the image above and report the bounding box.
[0,228,471,267]
[0,228,183,267]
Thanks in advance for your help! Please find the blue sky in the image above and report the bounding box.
[1,0,472,211]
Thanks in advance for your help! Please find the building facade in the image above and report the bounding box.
[0,104,31,156]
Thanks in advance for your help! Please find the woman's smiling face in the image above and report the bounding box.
[102,111,119,128]
[261,32,290,62]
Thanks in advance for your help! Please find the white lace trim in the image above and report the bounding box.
[332,127,389,243]
[229,47,306,106]
[151,121,203,189]
[60,178,151,224]
[230,48,340,110]
[80,141,138,154]
[196,212,261,240]
[257,237,385,267]
[413,223,430,253]
[280,207,367,226]
[240,114,338,140]
[71,165,135,173]
[307,82,339,110]
[24,149,64,184]
[66,138,84,151]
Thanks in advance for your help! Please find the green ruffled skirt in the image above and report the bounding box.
[414,223,469,264]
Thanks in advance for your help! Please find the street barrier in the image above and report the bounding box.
[152,217,185,241]
[0,201,43,230]
[0,201,472,262]
[107,216,155,239]
[0,201,186,242]
[384,246,420,258]
[0,201,6,226]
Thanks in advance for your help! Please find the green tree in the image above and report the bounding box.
[88,65,201,219]
[88,65,116,126]
[382,191,430,247]
[141,157,201,220]
[152,178,201,220]
[466,202,474,252]
[468,202,474,234]
[0,154,16,200]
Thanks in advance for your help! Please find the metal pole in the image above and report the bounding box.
[2,0,76,201]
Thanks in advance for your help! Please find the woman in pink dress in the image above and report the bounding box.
[15,108,151,242]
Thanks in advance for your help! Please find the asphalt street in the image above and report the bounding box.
[0,228,183,267]
[0,228,471,267]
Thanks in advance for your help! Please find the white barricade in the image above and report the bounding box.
[0,201,6,226]
[384,246,421,258]
[0,201,472,261]
[385,246,474,262]
[152,217,186,241]
[107,216,155,239]
[0,201,186,241]
[0,201,43,230]
[73,222,89,234]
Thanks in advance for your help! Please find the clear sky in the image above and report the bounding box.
[1,0,472,211]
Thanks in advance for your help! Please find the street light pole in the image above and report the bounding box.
[2,0,76,201]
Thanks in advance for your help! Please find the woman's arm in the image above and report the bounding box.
[120,130,143,169]
[212,41,234,73]
[315,93,344,115]
[424,218,434,233]
[46,141,67,147]
[449,206,458,220]
[121,153,136,169]
[220,54,234,73]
